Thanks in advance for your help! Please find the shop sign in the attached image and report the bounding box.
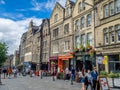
[97,56,103,64]
[99,77,110,90]
[102,56,108,64]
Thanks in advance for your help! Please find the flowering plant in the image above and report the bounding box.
[89,49,95,57]
[80,44,85,52]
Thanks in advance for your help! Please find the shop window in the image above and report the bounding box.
[115,0,120,13]
[109,2,114,15]
[103,4,109,18]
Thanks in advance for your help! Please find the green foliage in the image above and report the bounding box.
[100,71,108,77]
[0,42,8,66]
[107,71,120,78]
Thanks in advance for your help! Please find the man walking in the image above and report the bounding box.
[91,67,98,90]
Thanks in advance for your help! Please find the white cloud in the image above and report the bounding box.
[0,0,5,4]
[45,0,76,10]
[1,13,25,20]
[30,0,44,11]
[0,17,42,55]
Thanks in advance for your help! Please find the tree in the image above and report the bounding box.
[0,42,8,85]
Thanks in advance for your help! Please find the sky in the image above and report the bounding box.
[0,0,76,55]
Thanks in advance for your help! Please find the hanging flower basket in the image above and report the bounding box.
[89,49,95,57]
[80,45,85,52]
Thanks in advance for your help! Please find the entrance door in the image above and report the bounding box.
[63,60,69,71]
[76,60,83,71]
[85,60,92,71]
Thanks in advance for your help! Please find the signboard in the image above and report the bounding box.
[97,56,104,64]
[102,56,108,64]
[99,77,110,90]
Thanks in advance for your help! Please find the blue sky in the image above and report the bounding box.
[0,0,76,54]
[0,0,54,20]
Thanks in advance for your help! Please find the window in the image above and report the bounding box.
[81,17,85,28]
[53,44,59,53]
[78,2,82,12]
[109,2,114,15]
[82,0,86,10]
[81,34,85,46]
[54,14,58,22]
[64,40,70,51]
[104,28,109,44]
[116,24,120,42]
[64,23,69,34]
[87,32,92,45]
[53,28,59,37]
[75,36,80,48]
[75,19,80,31]
[115,0,120,13]
[109,26,114,43]
[66,7,71,16]
[87,13,92,27]
[104,5,109,18]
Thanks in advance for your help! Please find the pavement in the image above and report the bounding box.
[0,75,119,90]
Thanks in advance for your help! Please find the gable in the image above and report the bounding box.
[50,2,65,25]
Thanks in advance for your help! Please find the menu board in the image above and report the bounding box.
[99,77,110,90]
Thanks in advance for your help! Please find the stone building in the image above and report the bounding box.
[50,0,75,72]
[19,20,42,70]
[72,0,95,71]
[41,19,50,70]
[19,32,27,64]
[95,0,120,73]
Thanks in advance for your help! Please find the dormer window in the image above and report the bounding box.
[66,7,71,16]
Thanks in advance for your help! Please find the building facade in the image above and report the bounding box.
[72,0,95,71]
[50,0,75,72]
[41,19,50,70]
[95,0,120,73]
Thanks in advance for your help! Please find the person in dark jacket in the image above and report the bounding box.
[91,67,98,90]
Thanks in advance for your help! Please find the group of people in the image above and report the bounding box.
[64,67,99,90]
[2,67,20,79]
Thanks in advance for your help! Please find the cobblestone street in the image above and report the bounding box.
[0,75,119,90]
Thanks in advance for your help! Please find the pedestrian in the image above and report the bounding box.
[85,69,93,90]
[91,67,98,90]
[78,69,83,83]
[2,67,7,79]
[13,68,17,78]
[65,67,69,81]
[8,67,12,79]
[70,66,75,85]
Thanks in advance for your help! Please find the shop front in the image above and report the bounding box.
[75,52,96,72]
[58,55,73,72]
[49,56,58,72]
